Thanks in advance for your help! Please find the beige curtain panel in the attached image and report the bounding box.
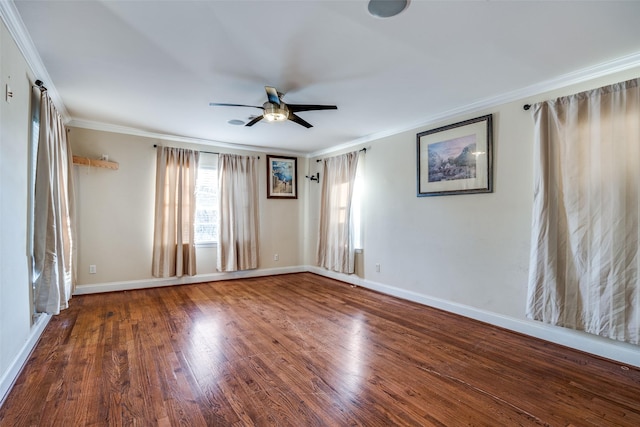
[217,154,259,272]
[317,151,360,274]
[33,92,76,314]
[527,78,640,344]
[152,147,199,278]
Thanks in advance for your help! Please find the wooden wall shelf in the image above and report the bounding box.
[72,156,119,170]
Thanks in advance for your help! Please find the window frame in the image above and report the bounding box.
[194,156,218,247]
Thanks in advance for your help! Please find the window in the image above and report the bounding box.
[194,154,218,245]
[352,159,364,250]
[317,151,362,274]
[29,85,41,319]
[325,157,364,249]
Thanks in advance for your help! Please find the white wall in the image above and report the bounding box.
[357,107,531,319]
[2,13,639,405]
[68,127,306,289]
[306,67,640,367]
[0,19,48,403]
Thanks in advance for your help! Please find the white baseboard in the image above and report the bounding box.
[0,313,51,405]
[306,266,640,368]
[10,263,634,412]
[73,265,306,295]
[100,263,635,368]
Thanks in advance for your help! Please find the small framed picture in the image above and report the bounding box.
[267,155,298,199]
[417,114,493,197]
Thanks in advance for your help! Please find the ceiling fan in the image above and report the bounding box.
[209,86,337,128]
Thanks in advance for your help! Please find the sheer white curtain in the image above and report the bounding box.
[527,78,640,344]
[152,147,199,278]
[217,154,259,272]
[33,92,76,314]
[317,151,360,274]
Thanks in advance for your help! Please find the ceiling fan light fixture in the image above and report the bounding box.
[263,103,289,122]
[210,87,335,128]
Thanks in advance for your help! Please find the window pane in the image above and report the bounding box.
[352,161,364,249]
[195,162,218,243]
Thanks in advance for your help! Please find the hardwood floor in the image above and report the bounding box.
[1,273,639,426]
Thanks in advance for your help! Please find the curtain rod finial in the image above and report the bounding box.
[34,79,47,91]
[523,104,531,111]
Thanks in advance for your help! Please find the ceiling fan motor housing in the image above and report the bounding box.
[263,102,289,122]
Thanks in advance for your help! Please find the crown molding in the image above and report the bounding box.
[73,47,640,159]
[4,0,640,159]
[68,119,307,157]
[0,0,70,121]
[308,51,640,158]
[72,51,640,160]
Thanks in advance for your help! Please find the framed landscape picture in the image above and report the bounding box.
[267,155,298,199]
[417,114,493,197]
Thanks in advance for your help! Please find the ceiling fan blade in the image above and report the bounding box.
[264,86,281,106]
[209,102,264,110]
[287,104,338,113]
[288,113,313,128]
[245,115,264,127]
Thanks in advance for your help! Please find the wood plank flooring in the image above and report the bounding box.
[1,272,639,426]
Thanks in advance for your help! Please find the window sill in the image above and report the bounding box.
[195,242,217,248]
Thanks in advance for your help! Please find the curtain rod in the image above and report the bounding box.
[34,79,47,92]
[523,104,531,111]
[316,147,367,163]
[153,144,260,159]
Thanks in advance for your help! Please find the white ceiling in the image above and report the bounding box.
[9,0,640,155]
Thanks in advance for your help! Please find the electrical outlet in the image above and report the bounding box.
[274,253,279,261]
[89,265,97,274]
[375,263,380,273]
